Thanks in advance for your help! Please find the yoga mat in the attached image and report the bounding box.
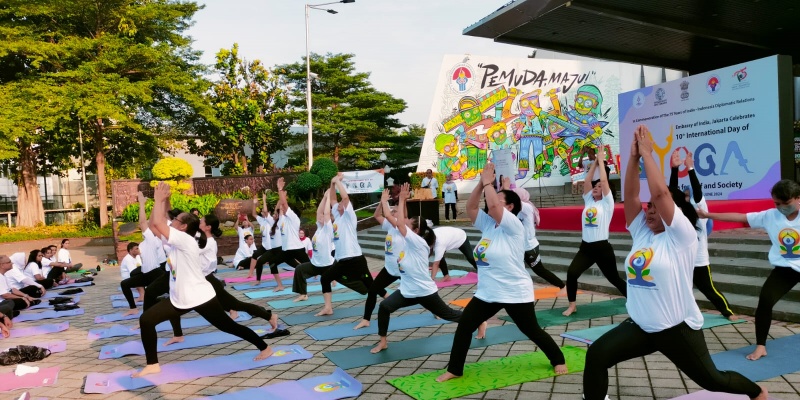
[672,391,782,400]
[98,324,287,359]
[305,313,449,340]
[268,292,365,310]
[14,308,84,323]
[388,346,587,400]
[232,278,294,290]
[561,313,745,344]
[245,282,339,299]
[28,295,81,310]
[282,304,423,326]
[224,270,294,284]
[110,292,139,301]
[87,312,252,340]
[94,310,142,324]
[710,334,800,382]
[16,340,68,354]
[435,272,477,288]
[499,298,628,325]
[451,287,581,307]
[84,345,312,394]
[4,322,69,340]
[54,281,94,290]
[0,367,60,392]
[199,368,362,400]
[112,300,143,308]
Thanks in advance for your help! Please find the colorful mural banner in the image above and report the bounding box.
[418,55,623,191]
[619,55,783,200]
[339,170,384,194]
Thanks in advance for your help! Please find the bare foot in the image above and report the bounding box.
[332,281,338,287]
[727,314,739,322]
[436,371,460,382]
[131,364,161,378]
[315,307,333,317]
[353,319,370,330]
[121,309,140,317]
[254,346,274,361]
[269,312,279,331]
[251,280,261,286]
[246,275,253,279]
[754,385,769,400]
[554,364,568,375]
[273,285,286,292]
[293,295,308,302]
[131,324,140,331]
[556,287,567,297]
[475,321,488,339]
[562,303,577,317]
[746,345,767,361]
[163,336,185,346]
[442,275,451,282]
[229,310,239,321]
[370,338,388,354]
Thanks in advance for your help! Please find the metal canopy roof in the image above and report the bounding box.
[464,0,799,74]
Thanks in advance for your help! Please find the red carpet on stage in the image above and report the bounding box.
[538,199,774,232]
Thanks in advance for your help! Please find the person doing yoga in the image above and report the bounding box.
[292,189,336,302]
[515,187,565,291]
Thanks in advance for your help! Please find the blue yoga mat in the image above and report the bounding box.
[87,312,253,340]
[94,310,141,323]
[561,313,746,344]
[98,324,286,359]
[268,292,366,310]
[110,292,139,301]
[15,308,84,323]
[305,312,449,340]
[245,282,342,299]
[55,281,94,290]
[233,276,321,291]
[111,300,143,308]
[282,304,424,326]
[711,334,800,382]
[199,368,362,399]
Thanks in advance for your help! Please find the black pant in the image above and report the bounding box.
[204,273,272,322]
[142,269,182,337]
[755,266,800,345]
[291,262,332,295]
[19,285,44,298]
[8,298,29,311]
[447,297,565,376]
[269,248,310,272]
[566,240,627,302]
[377,290,461,336]
[363,268,398,321]
[253,247,278,280]
[139,296,268,365]
[320,255,373,294]
[0,299,14,317]
[438,237,478,276]
[235,257,252,271]
[121,267,165,309]
[526,246,564,288]
[34,279,54,289]
[444,203,456,220]
[693,265,733,318]
[46,266,65,282]
[584,319,761,399]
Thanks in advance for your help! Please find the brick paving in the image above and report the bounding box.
[1,243,799,399]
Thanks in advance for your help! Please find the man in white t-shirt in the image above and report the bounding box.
[421,169,439,199]
[0,255,38,310]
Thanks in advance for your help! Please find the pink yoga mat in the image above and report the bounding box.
[224,271,294,283]
[671,391,780,399]
[4,322,69,339]
[436,272,478,288]
[0,367,60,392]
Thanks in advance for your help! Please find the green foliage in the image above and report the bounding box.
[0,225,112,244]
[80,207,101,231]
[150,157,194,192]
[221,162,244,176]
[310,157,338,185]
[119,193,220,222]
[295,172,322,195]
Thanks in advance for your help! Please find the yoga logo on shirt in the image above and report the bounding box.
[314,379,350,393]
[627,248,655,287]
[778,228,800,258]
[333,223,339,240]
[584,207,599,227]
[385,234,393,255]
[272,348,303,357]
[397,251,406,273]
[167,258,176,281]
[473,238,492,267]
[312,236,318,253]
[280,221,285,236]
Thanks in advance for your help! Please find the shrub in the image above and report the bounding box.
[150,157,193,192]
[119,194,220,222]
[310,157,338,185]
[221,162,244,176]
[295,172,322,195]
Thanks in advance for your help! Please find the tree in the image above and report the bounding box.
[0,0,213,226]
[189,44,294,175]
[277,53,407,168]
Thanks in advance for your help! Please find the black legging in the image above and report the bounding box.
[755,266,800,345]
[438,237,478,276]
[204,273,273,322]
[444,203,456,220]
[19,286,44,298]
[446,297,565,376]
[142,269,182,338]
[253,247,279,281]
[526,246,564,289]
[566,240,627,302]
[33,278,54,290]
[584,319,762,399]
[377,290,461,337]
[46,266,65,282]
[362,268,398,321]
[291,262,332,295]
[235,257,252,271]
[120,266,165,309]
[320,255,373,294]
[693,265,734,318]
[139,296,268,365]
[7,298,29,311]
[268,248,310,272]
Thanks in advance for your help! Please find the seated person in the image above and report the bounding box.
[0,255,38,310]
[6,252,47,298]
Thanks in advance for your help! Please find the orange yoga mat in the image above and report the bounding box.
[449,287,578,307]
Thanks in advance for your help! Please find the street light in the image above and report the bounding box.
[305,0,355,170]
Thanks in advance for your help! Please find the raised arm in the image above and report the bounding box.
[596,145,611,196]
[277,177,289,214]
[373,189,389,225]
[318,189,331,224]
[637,125,675,225]
[396,183,411,236]
[685,153,703,203]
[150,182,172,240]
[668,149,680,191]
[624,131,643,226]
[583,156,598,195]
[137,191,149,233]
[482,164,505,223]
[466,177,485,224]
[332,175,350,210]
[696,208,748,223]
[252,197,260,220]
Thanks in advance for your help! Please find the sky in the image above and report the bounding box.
[186,0,549,127]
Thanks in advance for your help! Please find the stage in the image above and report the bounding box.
[537,199,774,232]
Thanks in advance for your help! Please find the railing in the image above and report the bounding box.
[0,208,87,227]
[355,201,380,224]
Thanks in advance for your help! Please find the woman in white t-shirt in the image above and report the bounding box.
[57,239,82,272]
[429,226,477,282]
[442,174,458,221]
[514,187,565,290]
[699,178,800,363]
[438,163,565,383]
[299,229,313,258]
[370,183,466,354]
[582,126,765,400]
[248,207,283,285]
[24,250,55,289]
[232,234,257,271]
[132,182,273,378]
[292,189,336,302]
[263,177,311,292]
[668,150,736,321]
[563,145,627,317]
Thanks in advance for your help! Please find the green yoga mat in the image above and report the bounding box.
[388,346,586,400]
[561,313,745,344]
[499,297,628,326]
[267,291,366,310]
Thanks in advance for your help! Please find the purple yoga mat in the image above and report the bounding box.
[224,271,294,283]
[0,367,60,392]
[112,300,143,308]
[87,312,253,340]
[671,391,780,399]
[95,310,142,324]
[28,296,81,310]
[110,292,139,301]
[28,340,68,354]
[4,322,69,339]
[98,324,286,359]
[14,308,84,323]
[199,367,362,399]
[84,345,312,394]
[435,272,478,288]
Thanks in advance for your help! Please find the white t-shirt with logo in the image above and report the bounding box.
[331,202,363,260]
[237,226,254,250]
[140,229,166,274]
[397,229,438,298]
[269,215,283,249]
[200,237,219,276]
[163,227,216,309]
[747,209,800,273]
[693,198,710,266]
[382,220,403,277]
[57,248,71,264]
[311,221,335,267]
[5,266,42,290]
[232,242,256,267]
[518,202,539,251]
[625,206,703,333]
[256,215,273,249]
[120,254,142,280]
[473,209,534,303]
[581,192,614,243]
[431,227,467,262]
[442,182,457,204]
[280,208,304,251]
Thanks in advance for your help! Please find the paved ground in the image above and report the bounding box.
[2,243,799,399]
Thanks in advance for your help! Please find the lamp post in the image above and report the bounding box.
[305,0,355,170]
